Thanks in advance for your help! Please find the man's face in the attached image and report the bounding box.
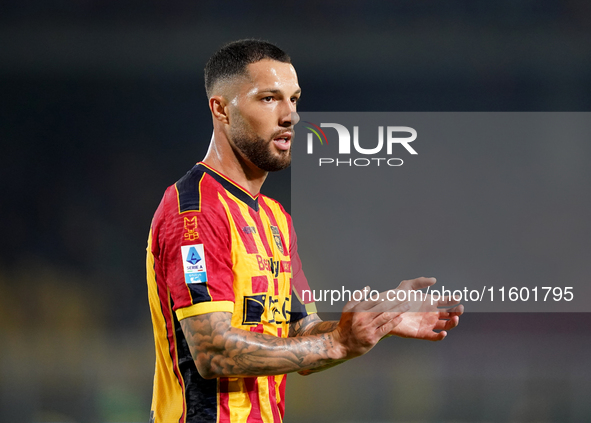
[227,59,301,172]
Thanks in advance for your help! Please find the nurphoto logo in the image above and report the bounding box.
[303,121,417,167]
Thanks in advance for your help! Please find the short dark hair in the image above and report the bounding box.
[204,39,291,98]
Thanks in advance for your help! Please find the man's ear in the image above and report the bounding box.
[209,95,230,124]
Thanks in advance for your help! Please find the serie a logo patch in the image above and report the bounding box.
[181,244,208,283]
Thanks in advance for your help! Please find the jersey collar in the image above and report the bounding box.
[197,162,260,212]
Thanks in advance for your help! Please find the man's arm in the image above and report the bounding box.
[288,314,342,375]
[289,313,338,337]
[180,295,408,379]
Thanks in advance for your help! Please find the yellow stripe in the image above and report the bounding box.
[216,379,221,423]
[257,377,273,423]
[228,378,251,423]
[175,183,181,214]
[305,302,318,314]
[146,229,186,422]
[175,301,235,320]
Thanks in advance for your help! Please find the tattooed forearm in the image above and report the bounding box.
[180,312,345,379]
[297,331,345,375]
[288,314,339,337]
[304,320,339,335]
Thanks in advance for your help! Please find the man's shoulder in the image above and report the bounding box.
[174,163,224,213]
[155,164,226,220]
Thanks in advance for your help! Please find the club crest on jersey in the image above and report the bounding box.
[270,226,284,254]
[181,244,207,283]
[183,216,199,241]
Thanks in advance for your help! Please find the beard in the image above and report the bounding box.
[229,121,292,172]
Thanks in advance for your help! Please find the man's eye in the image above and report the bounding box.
[262,96,274,102]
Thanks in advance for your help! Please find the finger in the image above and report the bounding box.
[363,295,410,315]
[432,316,453,331]
[433,319,448,331]
[451,304,465,316]
[370,301,410,324]
[354,286,409,313]
[371,310,403,328]
[354,302,409,327]
[377,313,404,336]
[436,296,462,308]
[399,277,437,291]
[342,286,373,312]
[437,310,452,319]
[433,315,460,331]
[350,286,380,311]
[438,304,464,317]
[445,315,460,330]
[342,298,363,312]
[377,290,399,304]
[376,289,415,307]
[428,330,447,342]
[414,328,448,342]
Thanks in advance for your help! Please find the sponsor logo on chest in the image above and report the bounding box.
[255,255,291,278]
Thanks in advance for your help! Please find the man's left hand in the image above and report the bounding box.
[383,277,464,341]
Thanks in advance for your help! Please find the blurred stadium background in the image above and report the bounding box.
[1,1,591,422]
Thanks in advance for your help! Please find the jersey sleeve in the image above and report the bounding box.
[154,180,235,321]
[288,218,317,322]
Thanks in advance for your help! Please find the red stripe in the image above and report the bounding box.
[219,189,259,254]
[278,375,287,419]
[267,376,282,423]
[250,324,264,333]
[245,377,262,423]
[219,378,231,423]
[249,206,273,257]
[259,199,288,256]
[251,275,269,293]
[273,278,279,296]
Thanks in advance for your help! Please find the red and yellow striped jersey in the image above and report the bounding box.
[146,162,316,423]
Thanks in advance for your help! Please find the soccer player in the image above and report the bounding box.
[146,39,463,423]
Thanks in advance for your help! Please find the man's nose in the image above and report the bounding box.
[279,101,299,127]
[289,111,300,126]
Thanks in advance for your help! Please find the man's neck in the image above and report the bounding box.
[202,135,267,197]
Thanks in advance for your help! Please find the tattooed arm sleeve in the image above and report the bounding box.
[180,311,346,379]
[289,313,339,337]
[288,314,344,375]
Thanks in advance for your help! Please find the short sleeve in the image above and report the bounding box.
[154,179,235,321]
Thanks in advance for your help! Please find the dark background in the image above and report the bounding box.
[1,1,590,422]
